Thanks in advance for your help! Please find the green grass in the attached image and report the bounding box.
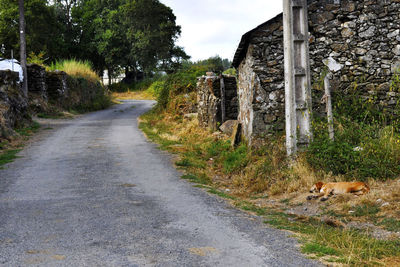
[138,102,400,266]
[301,242,342,257]
[232,200,400,265]
[0,149,22,168]
[207,188,237,200]
[37,112,66,119]
[0,140,9,150]
[352,204,380,217]
[15,122,40,136]
[181,173,211,185]
[378,218,400,232]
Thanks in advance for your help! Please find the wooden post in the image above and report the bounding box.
[324,72,334,140]
[19,0,28,98]
[220,75,226,123]
[283,0,313,156]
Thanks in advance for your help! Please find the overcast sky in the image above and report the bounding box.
[159,0,283,61]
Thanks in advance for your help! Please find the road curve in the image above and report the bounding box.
[0,100,320,266]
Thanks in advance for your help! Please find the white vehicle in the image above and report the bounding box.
[0,58,23,82]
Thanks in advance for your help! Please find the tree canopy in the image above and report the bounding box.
[0,0,189,77]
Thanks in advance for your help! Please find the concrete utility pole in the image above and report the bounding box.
[19,0,28,98]
[283,0,313,156]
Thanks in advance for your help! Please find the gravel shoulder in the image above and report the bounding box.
[0,100,321,266]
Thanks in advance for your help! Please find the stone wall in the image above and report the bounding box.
[0,71,29,138]
[234,0,400,143]
[46,71,69,106]
[27,64,47,100]
[197,74,238,131]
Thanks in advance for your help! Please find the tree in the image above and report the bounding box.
[0,0,64,61]
[122,0,188,75]
[19,0,27,97]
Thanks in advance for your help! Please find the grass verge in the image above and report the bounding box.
[138,108,400,266]
[0,122,41,169]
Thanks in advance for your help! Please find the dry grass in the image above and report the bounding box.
[48,59,99,82]
[139,109,400,266]
[112,91,155,100]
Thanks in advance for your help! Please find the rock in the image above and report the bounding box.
[341,28,355,38]
[388,29,400,38]
[393,45,400,56]
[355,48,368,55]
[219,120,238,136]
[359,26,376,38]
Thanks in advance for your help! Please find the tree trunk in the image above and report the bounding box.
[19,0,28,97]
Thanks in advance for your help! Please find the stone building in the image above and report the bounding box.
[197,74,238,131]
[232,0,400,143]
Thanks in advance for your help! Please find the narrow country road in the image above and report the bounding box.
[0,101,320,266]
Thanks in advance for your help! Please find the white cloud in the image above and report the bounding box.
[160,0,283,61]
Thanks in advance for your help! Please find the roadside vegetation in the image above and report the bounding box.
[0,122,41,169]
[132,58,400,266]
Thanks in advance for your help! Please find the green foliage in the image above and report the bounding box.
[1,0,187,76]
[352,204,380,217]
[301,243,341,257]
[27,51,46,65]
[0,149,21,167]
[15,122,40,136]
[205,140,249,174]
[307,124,400,180]
[206,140,231,158]
[146,80,165,98]
[181,173,211,185]
[223,68,237,76]
[0,0,64,61]
[207,188,237,200]
[64,75,111,113]
[307,72,400,180]
[108,82,132,93]
[379,218,400,232]
[157,65,207,109]
[221,144,249,173]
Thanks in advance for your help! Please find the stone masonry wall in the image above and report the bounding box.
[237,0,400,142]
[46,70,69,106]
[0,70,29,138]
[27,64,47,100]
[197,74,238,131]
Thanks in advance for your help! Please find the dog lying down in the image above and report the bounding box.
[307,181,370,201]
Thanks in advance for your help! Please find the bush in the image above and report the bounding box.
[66,76,111,112]
[307,124,400,180]
[48,59,99,82]
[146,80,165,98]
[157,65,208,109]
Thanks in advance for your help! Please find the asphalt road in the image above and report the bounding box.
[0,100,321,266]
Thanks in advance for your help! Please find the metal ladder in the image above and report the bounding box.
[283,0,313,156]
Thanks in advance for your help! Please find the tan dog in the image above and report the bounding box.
[307,181,370,201]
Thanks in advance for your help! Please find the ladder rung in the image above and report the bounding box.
[297,136,310,145]
[296,101,307,110]
[293,34,306,42]
[295,67,306,76]
[292,0,305,7]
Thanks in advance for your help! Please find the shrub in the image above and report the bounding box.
[307,123,400,180]
[146,80,165,98]
[157,65,208,109]
[48,59,99,82]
